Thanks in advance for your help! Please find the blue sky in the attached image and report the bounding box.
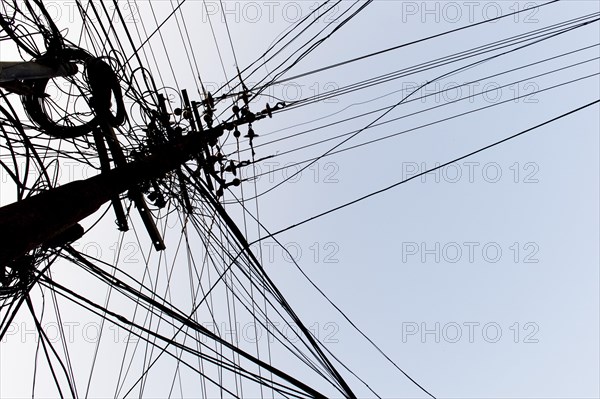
[1,1,599,398]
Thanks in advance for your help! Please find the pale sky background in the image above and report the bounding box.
[0,1,599,398]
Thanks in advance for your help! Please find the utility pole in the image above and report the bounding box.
[0,60,77,95]
[0,124,223,267]
[0,79,271,267]
[0,54,272,267]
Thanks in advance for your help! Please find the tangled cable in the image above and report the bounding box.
[86,56,126,127]
[21,48,127,139]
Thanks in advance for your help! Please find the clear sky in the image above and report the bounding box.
[0,1,598,398]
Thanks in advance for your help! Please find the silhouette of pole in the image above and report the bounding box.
[0,126,224,266]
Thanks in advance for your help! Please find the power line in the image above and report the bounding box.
[218,0,560,101]
[245,15,599,200]
[257,99,599,239]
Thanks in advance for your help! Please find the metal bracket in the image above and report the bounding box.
[0,61,77,83]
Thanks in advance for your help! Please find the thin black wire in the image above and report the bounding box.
[244,57,599,170]
[239,0,561,97]
[234,43,599,158]
[123,0,188,67]
[275,12,599,112]
[211,1,337,100]
[241,15,600,200]
[242,72,598,185]
[257,99,599,240]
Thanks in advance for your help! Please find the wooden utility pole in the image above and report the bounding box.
[0,61,77,95]
[0,125,223,267]
[0,62,264,270]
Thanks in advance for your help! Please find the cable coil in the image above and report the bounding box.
[22,48,126,138]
